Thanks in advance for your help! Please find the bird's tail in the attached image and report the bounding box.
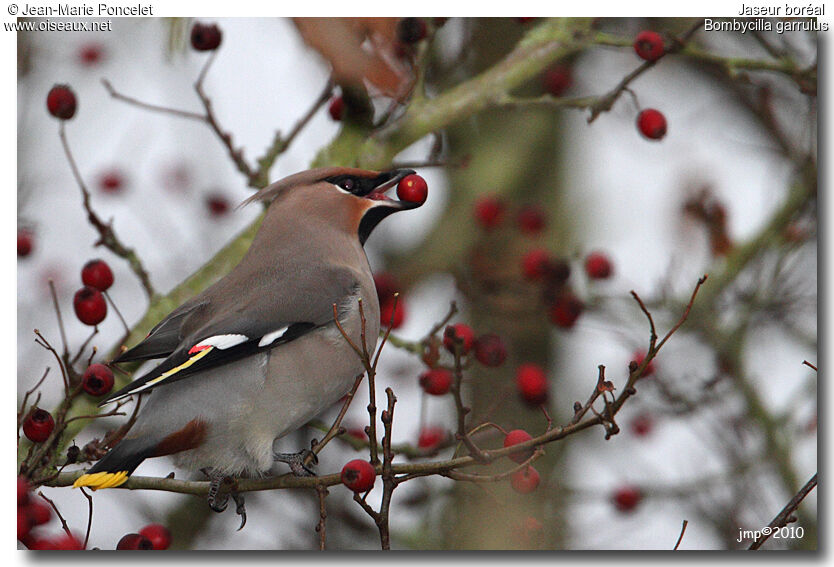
[73,437,158,490]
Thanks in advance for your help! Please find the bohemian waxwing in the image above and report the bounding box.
[73,167,421,524]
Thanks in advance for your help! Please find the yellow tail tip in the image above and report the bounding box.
[73,471,129,490]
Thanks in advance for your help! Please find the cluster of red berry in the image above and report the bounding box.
[17,477,81,549]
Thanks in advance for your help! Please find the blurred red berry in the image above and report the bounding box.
[510,466,541,494]
[417,426,447,449]
[54,533,84,550]
[206,194,230,217]
[473,333,508,367]
[630,414,654,437]
[117,533,154,550]
[346,427,367,442]
[542,64,573,97]
[98,170,125,194]
[191,22,222,51]
[517,205,547,235]
[633,30,664,62]
[612,486,642,512]
[503,429,534,463]
[637,109,667,140]
[548,292,583,328]
[23,408,55,443]
[521,248,552,281]
[341,459,376,492]
[419,368,453,396]
[25,500,52,526]
[73,286,107,326]
[396,174,428,205]
[473,196,506,230]
[46,85,77,120]
[397,17,427,43]
[380,299,405,329]
[631,350,655,377]
[139,524,172,550]
[81,259,114,291]
[328,96,344,121]
[517,17,535,23]
[81,363,115,397]
[18,477,30,506]
[443,323,475,355]
[516,363,548,406]
[17,228,34,258]
[18,509,32,541]
[373,272,400,301]
[584,251,613,280]
[78,43,104,66]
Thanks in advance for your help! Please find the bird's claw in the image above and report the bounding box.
[202,467,245,528]
[273,449,318,477]
[232,492,247,531]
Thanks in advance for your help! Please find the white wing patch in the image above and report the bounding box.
[258,326,289,347]
[195,334,249,351]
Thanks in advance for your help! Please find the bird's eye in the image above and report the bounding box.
[340,179,355,191]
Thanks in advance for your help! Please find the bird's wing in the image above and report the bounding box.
[102,265,362,405]
[112,298,208,363]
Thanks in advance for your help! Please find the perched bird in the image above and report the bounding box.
[73,167,421,524]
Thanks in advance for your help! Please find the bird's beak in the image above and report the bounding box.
[364,168,421,209]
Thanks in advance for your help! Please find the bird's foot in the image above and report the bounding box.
[273,449,318,477]
[201,468,246,529]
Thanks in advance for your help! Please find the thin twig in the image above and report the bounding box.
[80,487,94,549]
[674,519,689,550]
[38,491,73,537]
[58,122,156,299]
[315,485,328,551]
[102,79,205,121]
[749,473,817,550]
[309,374,363,462]
[47,280,69,359]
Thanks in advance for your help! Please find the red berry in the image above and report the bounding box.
[397,17,427,43]
[18,508,32,541]
[633,30,665,62]
[81,259,114,291]
[417,426,447,449]
[25,500,52,526]
[380,298,405,329]
[98,170,125,194]
[27,537,57,550]
[637,109,667,140]
[46,85,77,120]
[548,292,583,328]
[81,363,115,397]
[516,363,548,406]
[139,524,172,550]
[23,408,55,443]
[503,429,534,463]
[510,466,541,494]
[473,333,507,367]
[443,323,475,355]
[117,533,154,550]
[631,350,655,377]
[18,477,30,506]
[542,64,573,97]
[584,251,613,280]
[473,196,505,230]
[17,228,34,257]
[328,96,344,121]
[396,174,428,205]
[190,22,222,51]
[419,368,453,396]
[341,459,376,493]
[78,43,104,66]
[73,286,107,326]
[630,414,653,437]
[521,248,552,281]
[206,194,230,217]
[517,205,547,235]
[612,486,642,512]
